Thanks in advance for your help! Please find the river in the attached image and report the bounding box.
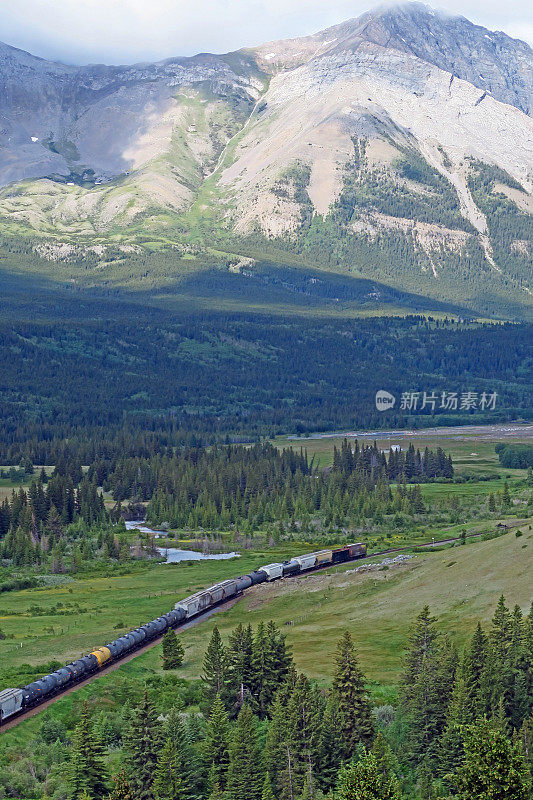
[124,521,240,563]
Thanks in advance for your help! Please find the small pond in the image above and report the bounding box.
[124,521,240,563]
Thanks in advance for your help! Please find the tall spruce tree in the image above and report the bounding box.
[318,698,344,792]
[265,692,290,799]
[225,705,264,800]
[69,701,109,799]
[371,733,401,786]
[478,641,501,718]
[285,674,325,797]
[202,627,230,708]
[264,671,316,800]
[402,607,439,693]
[508,605,531,730]
[153,738,182,800]
[124,690,163,800]
[163,708,199,800]
[227,623,254,714]
[251,621,292,718]
[400,609,455,763]
[439,671,469,777]
[162,628,184,670]
[453,717,531,799]
[489,595,513,714]
[204,694,230,792]
[331,631,374,757]
[463,622,488,720]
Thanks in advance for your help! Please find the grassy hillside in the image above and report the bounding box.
[1,528,530,751]
[1,522,530,682]
[133,528,532,687]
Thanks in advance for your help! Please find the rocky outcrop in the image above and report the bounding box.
[0,42,262,186]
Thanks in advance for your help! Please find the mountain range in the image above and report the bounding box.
[0,3,531,319]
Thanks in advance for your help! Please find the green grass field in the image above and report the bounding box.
[1,527,530,747]
[274,424,532,472]
[134,528,532,685]
[0,545,307,674]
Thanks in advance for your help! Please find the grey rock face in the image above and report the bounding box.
[349,3,533,115]
[0,2,531,199]
[0,42,260,187]
[255,3,532,115]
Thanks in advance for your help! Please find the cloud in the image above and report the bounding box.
[0,0,531,64]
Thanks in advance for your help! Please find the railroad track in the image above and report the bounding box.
[0,526,494,731]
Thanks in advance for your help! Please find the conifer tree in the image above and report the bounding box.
[227,623,254,713]
[124,690,162,799]
[453,717,531,799]
[265,692,289,798]
[69,701,109,799]
[162,627,184,670]
[153,738,182,800]
[502,482,511,508]
[204,694,230,792]
[335,751,402,800]
[251,621,278,717]
[508,605,531,730]
[318,699,344,791]
[439,671,469,777]
[285,674,324,796]
[371,733,401,786]
[477,639,503,719]
[463,622,488,720]
[488,595,514,717]
[266,620,292,677]
[331,631,374,757]
[400,609,455,763]
[402,607,439,693]
[226,705,264,800]
[261,772,276,800]
[162,708,198,800]
[202,627,230,708]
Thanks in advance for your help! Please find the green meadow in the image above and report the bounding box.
[2,527,531,747]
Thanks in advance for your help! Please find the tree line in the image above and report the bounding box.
[0,469,106,567]
[96,440,451,532]
[496,443,533,469]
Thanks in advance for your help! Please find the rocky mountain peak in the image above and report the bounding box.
[254,2,532,114]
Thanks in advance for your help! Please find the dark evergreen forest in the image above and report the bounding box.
[0,275,531,463]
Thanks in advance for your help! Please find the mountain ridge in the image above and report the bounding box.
[0,2,531,320]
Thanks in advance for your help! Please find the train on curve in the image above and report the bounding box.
[0,542,366,725]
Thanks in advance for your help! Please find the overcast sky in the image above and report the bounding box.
[1,0,531,65]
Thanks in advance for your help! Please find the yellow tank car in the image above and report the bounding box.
[90,647,112,668]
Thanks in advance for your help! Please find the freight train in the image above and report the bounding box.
[0,542,366,724]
